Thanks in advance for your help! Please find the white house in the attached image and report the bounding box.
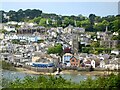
[64,25,73,33]
[111,50,119,55]
[51,32,57,38]
[0,33,5,39]
[100,60,106,68]
[18,22,25,26]
[7,21,18,25]
[62,53,73,66]
[4,26,16,32]
[113,32,119,36]
[91,60,95,68]
[57,27,63,34]
[1,53,14,62]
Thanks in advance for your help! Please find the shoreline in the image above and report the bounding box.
[15,67,119,76]
[15,67,55,75]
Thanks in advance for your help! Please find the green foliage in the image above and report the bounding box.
[116,44,120,49]
[90,41,100,47]
[112,20,120,32]
[0,60,16,71]
[89,14,96,25]
[47,44,63,55]
[33,17,41,24]
[93,22,105,31]
[102,20,109,26]
[82,47,112,54]
[79,73,120,88]
[76,21,81,27]
[11,39,20,44]
[39,18,47,27]
[63,17,74,27]
[0,29,8,33]
[94,20,109,32]
[111,35,119,40]
[1,9,120,32]
[6,73,120,88]
[82,47,91,53]
[80,19,90,27]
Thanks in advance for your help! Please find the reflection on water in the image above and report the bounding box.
[2,70,96,83]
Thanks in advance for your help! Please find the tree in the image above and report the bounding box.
[93,22,104,31]
[0,29,8,33]
[78,14,86,21]
[24,9,42,19]
[47,44,63,55]
[4,72,120,88]
[94,20,109,32]
[47,18,52,26]
[111,35,119,40]
[88,14,96,31]
[76,21,81,27]
[1,9,120,33]
[7,10,18,21]
[63,17,70,27]
[112,19,120,32]
[80,19,90,27]
[95,16,102,23]
[11,39,20,44]
[33,17,41,24]
[90,41,100,47]
[89,14,96,25]
[39,18,46,27]
[102,20,109,26]
[80,19,91,31]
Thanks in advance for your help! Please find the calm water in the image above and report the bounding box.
[2,70,96,83]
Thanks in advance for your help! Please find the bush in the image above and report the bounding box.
[11,39,20,44]
[0,60,16,71]
[6,73,120,88]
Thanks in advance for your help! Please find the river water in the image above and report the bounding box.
[2,70,96,83]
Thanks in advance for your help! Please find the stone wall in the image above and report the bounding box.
[23,65,57,73]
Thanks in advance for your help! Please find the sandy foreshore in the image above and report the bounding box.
[15,67,119,76]
[16,67,56,75]
[61,70,119,76]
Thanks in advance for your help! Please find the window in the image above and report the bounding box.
[64,55,72,61]
[72,59,74,62]
[66,61,69,63]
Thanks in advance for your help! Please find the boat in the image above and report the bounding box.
[55,71,60,75]
[78,74,81,75]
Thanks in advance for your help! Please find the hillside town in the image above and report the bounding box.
[1,1,120,88]
[0,20,120,74]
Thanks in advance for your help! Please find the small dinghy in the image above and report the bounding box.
[55,71,60,75]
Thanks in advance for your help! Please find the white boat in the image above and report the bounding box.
[55,71,60,75]
[78,74,81,75]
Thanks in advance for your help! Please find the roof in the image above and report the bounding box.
[101,59,109,64]
[32,56,40,62]
[84,60,91,64]
[64,53,73,56]
[70,56,77,60]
